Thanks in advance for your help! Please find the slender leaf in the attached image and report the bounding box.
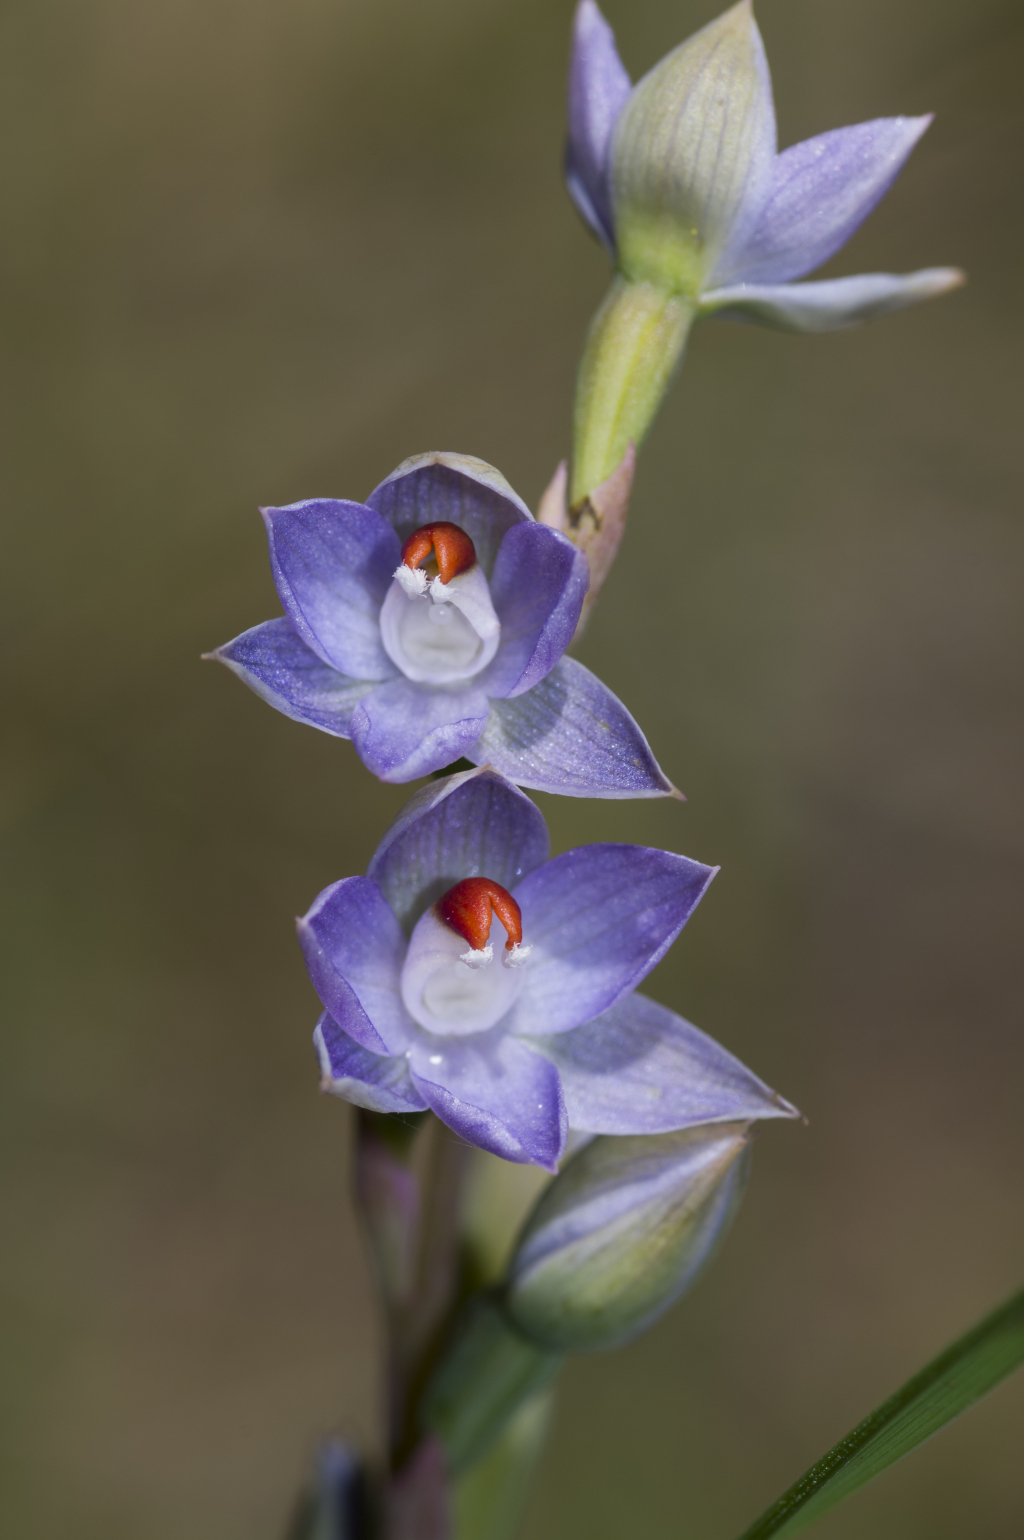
[737,1284,1024,1540]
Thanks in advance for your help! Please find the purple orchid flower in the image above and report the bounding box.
[210,451,674,795]
[567,0,963,331]
[303,765,798,1170]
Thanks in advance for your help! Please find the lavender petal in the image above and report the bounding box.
[701,268,965,331]
[565,0,632,252]
[315,1012,428,1114]
[527,991,799,1133]
[468,657,676,798]
[481,523,590,699]
[367,765,550,935]
[298,876,413,1054]
[350,679,490,783]
[367,453,532,576]
[504,845,717,1036]
[714,116,933,287]
[208,618,373,737]
[263,499,400,679]
[409,1031,567,1171]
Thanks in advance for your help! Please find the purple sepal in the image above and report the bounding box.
[367,454,531,575]
[529,992,799,1134]
[315,1013,427,1114]
[262,499,399,680]
[468,657,676,798]
[506,845,717,1036]
[714,116,933,287]
[701,268,964,332]
[481,523,590,699]
[565,0,632,252]
[351,679,490,783]
[409,1031,567,1171]
[209,618,372,737]
[367,765,550,934]
[297,876,412,1054]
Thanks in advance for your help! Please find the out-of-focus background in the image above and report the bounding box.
[1,0,1022,1535]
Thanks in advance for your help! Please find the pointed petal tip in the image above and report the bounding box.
[727,0,760,31]
[775,1092,804,1122]
[573,0,617,44]
[901,266,967,300]
[702,266,967,331]
[891,110,936,151]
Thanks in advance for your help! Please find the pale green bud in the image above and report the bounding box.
[504,1123,751,1353]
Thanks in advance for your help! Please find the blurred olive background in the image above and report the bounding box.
[1,0,1022,1536]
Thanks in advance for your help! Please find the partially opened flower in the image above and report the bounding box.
[566,0,964,500]
[304,765,797,1169]
[209,452,673,795]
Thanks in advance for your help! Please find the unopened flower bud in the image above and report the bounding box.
[504,1122,750,1352]
[564,1,963,504]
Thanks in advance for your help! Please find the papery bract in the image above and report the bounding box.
[209,452,675,796]
[304,766,797,1170]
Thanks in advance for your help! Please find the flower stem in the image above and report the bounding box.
[354,1111,472,1464]
[571,276,695,507]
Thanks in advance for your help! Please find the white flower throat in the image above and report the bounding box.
[400,879,531,1037]
[380,521,500,685]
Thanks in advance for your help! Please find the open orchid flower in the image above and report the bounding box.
[209,452,674,795]
[565,0,964,502]
[304,766,798,1169]
[568,0,962,328]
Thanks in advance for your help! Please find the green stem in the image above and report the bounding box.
[353,1111,470,1464]
[453,1390,555,1540]
[571,276,695,506]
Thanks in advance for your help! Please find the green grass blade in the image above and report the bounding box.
[736,1284,1024,1540]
